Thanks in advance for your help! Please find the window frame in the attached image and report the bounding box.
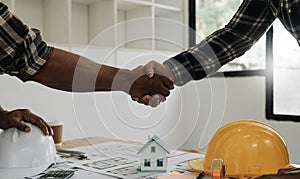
[157,158,164,167]
[151,146,156,153]
[144,158,151,167]
[189,0,300,121]
[189,0,266,77]
[265,27,300,122]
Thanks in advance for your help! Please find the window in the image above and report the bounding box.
[190,1,300,121]
[266,20,300,121]
[151,146,156,153]
[157,159,164,167]
[144,159,151,167]
[190,0,266,75]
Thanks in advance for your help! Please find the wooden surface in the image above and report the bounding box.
[57,136,203,155]
[57,136,141,150]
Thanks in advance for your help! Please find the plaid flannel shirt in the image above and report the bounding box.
[0,3,53,81]
[165,0,300,86]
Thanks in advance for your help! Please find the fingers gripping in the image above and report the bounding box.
[22,110,50,135]
[144,61,156,78]
[163,77,174,90]
[11,117,31,132]
[130,61,175,107]
[149,94,165,107]
[11,109,52,135]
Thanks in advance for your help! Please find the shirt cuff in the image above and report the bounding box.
[15,29,53,82]
[163,57,193,86]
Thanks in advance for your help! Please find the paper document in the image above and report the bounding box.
[29,141,204,179]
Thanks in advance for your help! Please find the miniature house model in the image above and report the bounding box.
[137,135,170,172]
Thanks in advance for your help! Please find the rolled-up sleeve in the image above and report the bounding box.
[0,3,53,81]
[164,0,276,86]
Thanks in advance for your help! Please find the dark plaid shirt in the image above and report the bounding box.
[0,3,53,81]
[165,0,300,86]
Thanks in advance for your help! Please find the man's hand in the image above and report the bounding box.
[144,61,175,82]
[0,108,53,135]
[135,61,175,107]
[122,66,174,106]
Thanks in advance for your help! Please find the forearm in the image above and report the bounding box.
[31,48,130,92]
[165,0,276,86]
[165,27,255,85]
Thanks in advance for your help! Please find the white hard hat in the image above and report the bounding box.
[0,123,56,178]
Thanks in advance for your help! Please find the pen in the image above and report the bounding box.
[57,149,88,159]
[57,149,85,155]
[195,172,205,179]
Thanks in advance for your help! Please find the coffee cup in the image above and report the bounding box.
[47,120,64,146]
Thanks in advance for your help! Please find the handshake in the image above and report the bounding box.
[121,61,175,108]
[0,60,177,135]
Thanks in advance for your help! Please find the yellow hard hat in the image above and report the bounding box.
[202,120,291,178]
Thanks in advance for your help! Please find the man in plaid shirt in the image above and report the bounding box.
[0,2,173,134]
[139,0,300,107]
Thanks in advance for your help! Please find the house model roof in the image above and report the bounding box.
[137,135,171,154]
